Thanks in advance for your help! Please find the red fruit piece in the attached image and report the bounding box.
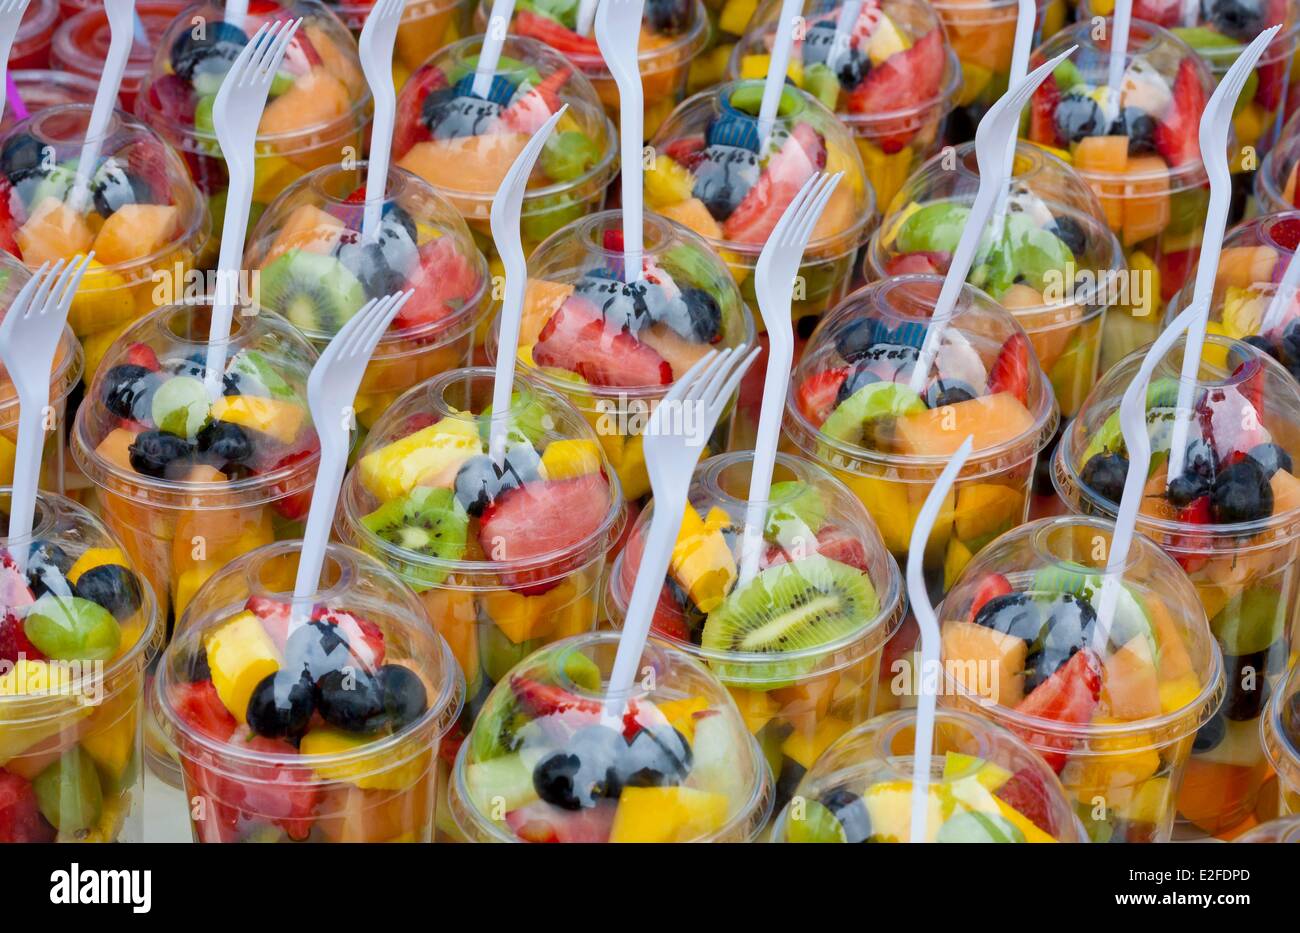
[723,122,826,245]
[393,64,447,158]
[1154,58,1206,168]
[885,251,948,276]
[439,721,465,766]
[1130,0,1182,26]
[126,342,161,371]
[246,594,292,651]
[662,136,706,171]
[500,67,572,134]
[812,525,869,571]
[145,73,196,126]
[265,437,319,522]
[171,679,238,743]
[1029,72,1063,148]
[968,572,1013,621]
[396,235,483,331]
[1174,495,1212,574]
[0,177,20,256]
[126,142,174,206]
[795,367,847,425]
[312,606,386,669]
[1156,248,1195,303]
[0,770,55,843]
[1012,648,1102,772]
[506,800,617,843]
[603,228,624,252]
[986,332,1031,406]
[994,767,1057,836]
[0,555,38,665]
[509,676,642,737]
[513,10,601,56]
[532,296,673,387]
[237,733,321,841]
[846,30,944,152]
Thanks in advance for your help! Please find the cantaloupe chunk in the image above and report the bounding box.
[1101,635,1161,720]
[1145,596,1193,680]
[656,196,723,240]
[521,279,573,345]
[953,482,1024,541]
[941,619,1027,705]
[1074,136,1128,230]
[94,427,140,473]
[260,69,351,137]
[397,133,529,196]
[1271,469,1300,515]
[1217,246,1277,289]
[263,204,344,266]
[92,203,179,265]
[15,197,94,263]
[893,392,1036,457]
[1121,155,1170,247]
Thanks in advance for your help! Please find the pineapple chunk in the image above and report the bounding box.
[300,726,427,791]
[209,396,305,445]
[357,418,483,502]
[609,786,730,842]
[204,611,281,723]
[669,506,736,613]
[539,439,602,480]
[645,154,695,209]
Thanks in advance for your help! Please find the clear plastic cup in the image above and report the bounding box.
[729,0,962,211]
[135,0,371,257]
[771,708,1087,841]
[1257,108,1300,214]
[475,0,711,139]
[51,1,189,114]
[1055,335,1300,836]
[323,0,473,84]
[10,0,58,69]
[605,451,905,809]
[940,516,1225,842]
[154,540,464,842]
[0,70,98,137]
[1024,20,1215,371]
[497,209,756,506]
[0,254,83,493]
[1235,814,1300,842]
[647,80,876,331]
[448,631,774,842]
[390,33,617,281]
[785,276,1059,601]
[1262,665,1300,816]
[243,162,494,433]
[0,489,160,843]
[0,105,210,380]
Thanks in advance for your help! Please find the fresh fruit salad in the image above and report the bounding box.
[244,163,492,432]
[647,81,874,328]
[0,105,209,378]
[607,452,904,808]
[508,210,753,505]
[154,541,464,842]
[0,491,159,843]
[392,35,616,272]
[136,0,369,252]
[772,708,1087,842]
[322,0,471,80]
[786,276,1058,601]
[448,632,773,842]
[71,299,321,632]
[1055,335,1300,836]
[1262,666,1300,816]
[941,516,1223,842]
[1025,21,1214,370]
[731,0,961,210]
[479,0,710,138]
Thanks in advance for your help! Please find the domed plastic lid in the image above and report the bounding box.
[391,34,615,210]
[786,276,1058,473]
[136,0,369,148]
[0,70,98,136]
[868,142,1122,327]
[449,632,773,842]
[153,541,463,801]
[1058,333,1300,537]
[244,162,492,347]
[1026,20,1214,190]
[324,0,457,30]
[71,299,321,509]
[0,105,207,280]
[771,708,1086,841]
[338,367,625,591]
[1262,665,1300,798]
[512,209,754,395]
[647,80,874,259]
[608,451,903,685]
[728,0,960,129]
[1236,816,1300,843]
[0,490,160,711]
[0,254,83,426]
[940,516,1222,744]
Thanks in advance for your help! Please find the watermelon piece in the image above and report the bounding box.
[1012,648,1101,772]
[532,296,673,387]
[225,732,321,841]
[396,235,483,331]
[171,680,239,743]
[1157,248,1195,303]
[968,572,1013,621]
[846,30,945,152]
[885,251,948,276]
[1173,495,1211,573]
[795,367,848,425]
[1130,0,1182,26]
[986,332,1031,406]
[1154,59,1205,168]
[723,123,826,245]
[1029,72,1064,148]
[663,136,706,171]
[501,68,572,134]
[394,64,446,158]
[811,525,870,571]
[514,10,601,56]
[506,800,617,842]
[0,771,55,843]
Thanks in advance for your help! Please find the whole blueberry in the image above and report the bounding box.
[1080,451,1129,504]
[315,668,386,733]
[196,420,254,466]
[247,670,315,739]
[128,430,193,478]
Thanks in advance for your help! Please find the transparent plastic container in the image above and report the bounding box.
[0,490,160,842]
[1257,107,1300,214]
[1235,815,1300,842]
[1055,335,1300,836]
[771,708,1087,841]
[647,80,876,329]
[498,209,755,505]
[729,0,962,211]
[323,0,473,80]
[154,540,464,842]
[51,1,189,113]
[0,105,210,379]
[1024,20,1215,370]
[606,451,905,809]
[940,516,1225,842]
[244,163,494,432]
[135,0,370,255]
[448,632,774,842]
[0,70,98,137]
[10,0,58,69]
[1262,665,1300,816]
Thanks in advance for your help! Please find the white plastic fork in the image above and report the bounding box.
[595,0,645,282]
[605,345,759,715]
[472,0,518,99]
[908,48,1076,397]
[69,0,137,214]
[488,107,567,465]
[1165,25,1280,485]
[358,0,405,241]
[202,18,302,398]
[289,290,412,627]
[1105,0,1133,124]
[0,256,92,572]
[0,0,31,127]
[737,172,841,586]
[756,0,802,148]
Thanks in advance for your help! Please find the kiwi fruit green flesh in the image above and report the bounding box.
[820,381,925,447]
[360,486,468,588]
[784,798,848,842]
[934,810,1025,843]
[258,250,366,335]
[478,390,550,447]
[701,554,877,689]
[34,746,103,834]
[765,481,827,547]
[1082,377,1182,461]
[1211,586,1285,656]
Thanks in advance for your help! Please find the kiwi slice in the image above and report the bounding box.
[821,381,925,448]
[1082,377,1182,461]
[360,486,468,588]
[701,554,877,688]
[766,481,827,549]
[257,250,366,335]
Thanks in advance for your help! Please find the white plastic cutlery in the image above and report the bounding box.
[358,0,406,242]
[69,0,137,213]
[595,0,645,282]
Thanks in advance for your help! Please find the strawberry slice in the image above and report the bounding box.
[312,607,386,669]
[651,588,692,642]
[1154,58,1206,168]
[0,771,55,843]
[171,680,238,743]
[1173,495,1211,574]
[126,342,161,371]
[885,251,948,276]
[1029,72,1063,148]
[1012,648,1101,772]
[532,296,673,387]
[509,676,642,737]
[722,123,826,245]
[506,800,617,843]
[393,64,447,158]
[846,30,944,152]
[994,767,1056,836]
[968,572,1013,621]
[500,68,572,134]
[513,10,601,57]
[246,594,292,651]
[265,437,319,522]
[0,554,37,665]
[396,235,483,331]
[986,332,1031,406]
[662,136,706,170]
[795,367,847,425]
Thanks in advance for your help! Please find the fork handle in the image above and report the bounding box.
[7,394,48,574]
[290,434,350,616]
